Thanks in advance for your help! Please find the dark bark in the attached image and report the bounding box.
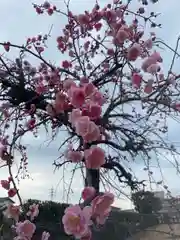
[85,169,100,192]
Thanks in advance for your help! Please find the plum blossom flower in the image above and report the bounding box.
[35,81,47,95]
[141,57,157,72]
[86,103,102,120]
[84,146,105,169]
[91,192,114,224]
[91,90,106,106]
[53,92,68,113]
[68,86,85,108]
[116,28,129,44]
[84,83,95,96]
[26,203,39,221]
[127,43,142,61]
[4,204,20,222]
[132,73,142,89]
[82,121,100,143]
[151,51,163,62]
[69,109,82,127]
[62,60,71,69]
[144,39,153,49]
[74,117,100,142]
[65,149,83,163]
[1,180,10,190]
[82,187,96,201]
[77,14,89,25]
[62,205,92,239]
[15,220,36,239]
[144,79,154,94]
[81,229,92,240]
[75,116,91,137]
[147,63,160,74]
[80,77,89,85]
[142,52,162,72]
[8,188,17,198]
[63,78,76,91]
[64,143,83,163]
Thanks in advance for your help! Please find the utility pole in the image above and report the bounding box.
[49,187,55,201]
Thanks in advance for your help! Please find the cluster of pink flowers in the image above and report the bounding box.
[1,177,17,198]
[4,203,44,240]
[65,144,105,169]
[62,188,114,239]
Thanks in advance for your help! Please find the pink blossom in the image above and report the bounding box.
[77,14,89,25]
[95,208,111,225]
[1,180,10,190]
[144,85,153,94]
[8,188,17,198]
[91,91,106,106]
[147,63,160,74]
[35,81,47,94]
[26,118,36,129]
[84,146,105,169]
[174,103,180,111]
[15,220,36,239]
[91,192,114,224]
[66,150,83,163]
[144,79,154,94]
[54,92,67,113]
[151,51,163,62]
[87,103,102,120]
[132,73,142,89]
[107,48,114,56]
[4,204,20,222]
[63,78,76,91]
[80,77,89,85]
[127,43,141,61]
[84,83,95,96]
[141,57,157,72]
[62,205,92,239]
[82,187,96,201]
[116,28,129,44]
[26,203,39,221]
[68,86,85,108]
[64,143,83,163]
[69,109,82,127]
[75,116,91,137]
[62,60,71,69]
[92,192,114,214]
[69,50,75,57]
[82,121,100,143]
[144,39,153,49]
[81,229,92,240]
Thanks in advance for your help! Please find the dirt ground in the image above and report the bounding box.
[132,224,180,239]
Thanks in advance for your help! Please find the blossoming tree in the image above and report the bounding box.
[0,0,179,239]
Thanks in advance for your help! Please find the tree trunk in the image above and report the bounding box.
[85,169,100,192]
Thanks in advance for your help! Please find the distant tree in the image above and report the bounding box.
[22,199,69,240]
[132,191,162,214]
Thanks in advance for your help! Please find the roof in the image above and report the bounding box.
[0,197,15,212]
[0,197,14,203]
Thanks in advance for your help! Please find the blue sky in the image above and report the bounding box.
[0,0,180,209]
